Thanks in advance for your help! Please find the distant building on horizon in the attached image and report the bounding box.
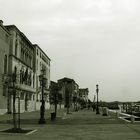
[57,77,75,111]
[79,88,89,107]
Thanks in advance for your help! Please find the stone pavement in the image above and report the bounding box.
[0,109,140,140]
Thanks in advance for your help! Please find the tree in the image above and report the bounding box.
[50,82,59,117]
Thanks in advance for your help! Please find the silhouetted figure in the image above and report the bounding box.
[92,104,96,112]
[88,104,90,110]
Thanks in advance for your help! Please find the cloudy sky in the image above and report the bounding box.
[1,0,140,101]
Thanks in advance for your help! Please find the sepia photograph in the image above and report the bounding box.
[0,0,140,139]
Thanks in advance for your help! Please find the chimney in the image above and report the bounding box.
[0,20,3,25]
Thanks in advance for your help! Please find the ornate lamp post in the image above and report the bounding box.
[96,84,100,114]
[39,69,47,124]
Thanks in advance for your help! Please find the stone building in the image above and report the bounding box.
[79,88,89,100]
[0,20,10,114]
[49,81,63,110]
[79,88,89,108]
[5,25,36,113]
[0,21,51,114]
[33,44,51,110]
[73,82,79,110]
[58,77,75,112]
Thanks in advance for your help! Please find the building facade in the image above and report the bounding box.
[58,77,76,112]
[79,88,89,108]
[0,21,51,114]
[50,81,63,110]
[5,25,36,113]
[73,82,79,111]
[0,20,10,114]
[33,44,51,110]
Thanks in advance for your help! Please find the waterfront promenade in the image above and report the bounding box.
[0,109,140,140]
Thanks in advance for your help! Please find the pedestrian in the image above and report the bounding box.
[88,104,90,110]
[92,104,95,111]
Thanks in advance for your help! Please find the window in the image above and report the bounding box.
[15,40,18,56]
[24,51,26,62]
[25,53,27,62]
[13,66,17,83]
[4,55,7,74]
[36,76,38,89]
[21,48,23,60]
[14,66,17,75]
[20,92,24,100]
[28,94,32,100]
[33,74,35,88]
[30,57,32,67]
[36,94,38,101]
[5,34,8,43]
[3,85,7,96]
[40,62,42,70]
[33,95,35,101]
[36,59,38,70]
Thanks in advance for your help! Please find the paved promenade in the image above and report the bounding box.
[0,109,140,140]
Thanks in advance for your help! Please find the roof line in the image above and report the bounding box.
[5,25,33,48]
[33,44,51,61]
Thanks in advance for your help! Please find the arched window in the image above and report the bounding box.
[21,47,24,60]
[4,55,7,74]
[12,66,17,83]
[23,51,25,62]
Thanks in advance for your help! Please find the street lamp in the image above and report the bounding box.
[39,69,47,124]
[96,84,100,114]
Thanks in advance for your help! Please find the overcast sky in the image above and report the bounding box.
[1,0,140,101]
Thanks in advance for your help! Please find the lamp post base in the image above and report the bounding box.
[39,100,46,124]
[96,112,100,114]
[38,118,46,124]
[96,108,100,114]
